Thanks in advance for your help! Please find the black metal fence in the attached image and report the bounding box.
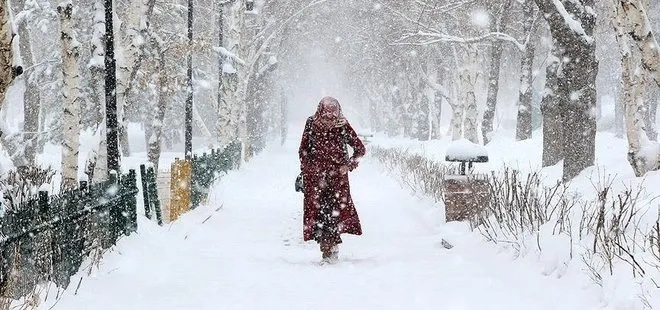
[191,141,242,209]
[0,141,244,300]
[140,164,164,226]
[0,170,139,299]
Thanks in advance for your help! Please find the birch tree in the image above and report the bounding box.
[515,0,539,141]
[0,1,14,110]
[147,41,169,171]
[613,0,660,176]
[462,47,480,144]
[11,0,41,167]
[218,0,246,148]
[90,0,107,181]
[116,0,146,157]
[617,0,659,88]
[58,1,81,189]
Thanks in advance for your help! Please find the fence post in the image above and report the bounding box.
[108,172,120,244]
[140,164,152,219]
[36,191,51,283]
[38,191,49,214]
[126,169,138,234]
[191,155,199,209]
[147,167,163,226]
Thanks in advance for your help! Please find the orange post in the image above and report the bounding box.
[169,158,192,222]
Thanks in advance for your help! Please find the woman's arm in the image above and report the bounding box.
[299,117,313,169]
[343,122,366,171]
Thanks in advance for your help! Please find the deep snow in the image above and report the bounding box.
[32,136,605,310]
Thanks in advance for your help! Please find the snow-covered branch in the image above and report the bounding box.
[551,0,594,44]
[213,46,246,65]
[394,31,525,51]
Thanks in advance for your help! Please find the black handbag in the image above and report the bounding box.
[295,172,303,192]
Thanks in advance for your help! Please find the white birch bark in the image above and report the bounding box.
[58,2,81,189]
[116,0,145,157]
[619,0,660,88]
[462,48,480,144]
[622,52,649,176]
[147,45,168,172]
[614,0,659,175]
[218,0,246,148]
[92,120,108,182]
[0,1,13,110]
[88,0,107,182]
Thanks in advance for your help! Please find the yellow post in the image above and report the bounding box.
[169,158,192,222]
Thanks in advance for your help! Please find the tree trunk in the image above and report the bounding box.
[619,0,659,88]
[534,0,598,181]
[432,63,444,140]
[515,0,537,141]
[218,1,245,147]
[116,0,145,157]
[615,91,625,138]
[280,91,287,145]
[614,0,658,175]
[184,0,193,158]
[88,0,107,182]
[623,52,649,176]
[482,0,512,144]
[463,48,479,144]
[541,50,563,167]
[104,0,120,174]
[58,2,82,190]
[450,83,465,141]
[645,85,658,141]
[10,0,40,168]
[147,47,168,172]
[418,83,431,141]
[12,0,41,166]
[0,1,14,110]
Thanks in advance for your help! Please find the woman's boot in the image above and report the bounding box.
[320,240,333,263]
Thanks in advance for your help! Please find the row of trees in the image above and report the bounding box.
[290,0,659,181]
[0,0,328,188]
[1,0,658,183]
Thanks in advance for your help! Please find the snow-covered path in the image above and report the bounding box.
[40,140,602,310]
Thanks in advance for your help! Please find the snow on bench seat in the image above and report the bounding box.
[445,139,488,163]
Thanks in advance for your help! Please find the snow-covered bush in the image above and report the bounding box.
[373,145,660,307]
[0,166,55,214]
[370,146,447,203]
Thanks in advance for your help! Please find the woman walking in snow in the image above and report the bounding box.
[298,96,366,263]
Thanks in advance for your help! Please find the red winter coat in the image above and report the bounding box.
[299,117,366,241]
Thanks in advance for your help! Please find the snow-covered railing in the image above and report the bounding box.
[141,141,242,225]
[191,141,242,210]
[0,170,139,299]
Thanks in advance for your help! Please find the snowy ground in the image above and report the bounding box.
[34,136,605,310]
